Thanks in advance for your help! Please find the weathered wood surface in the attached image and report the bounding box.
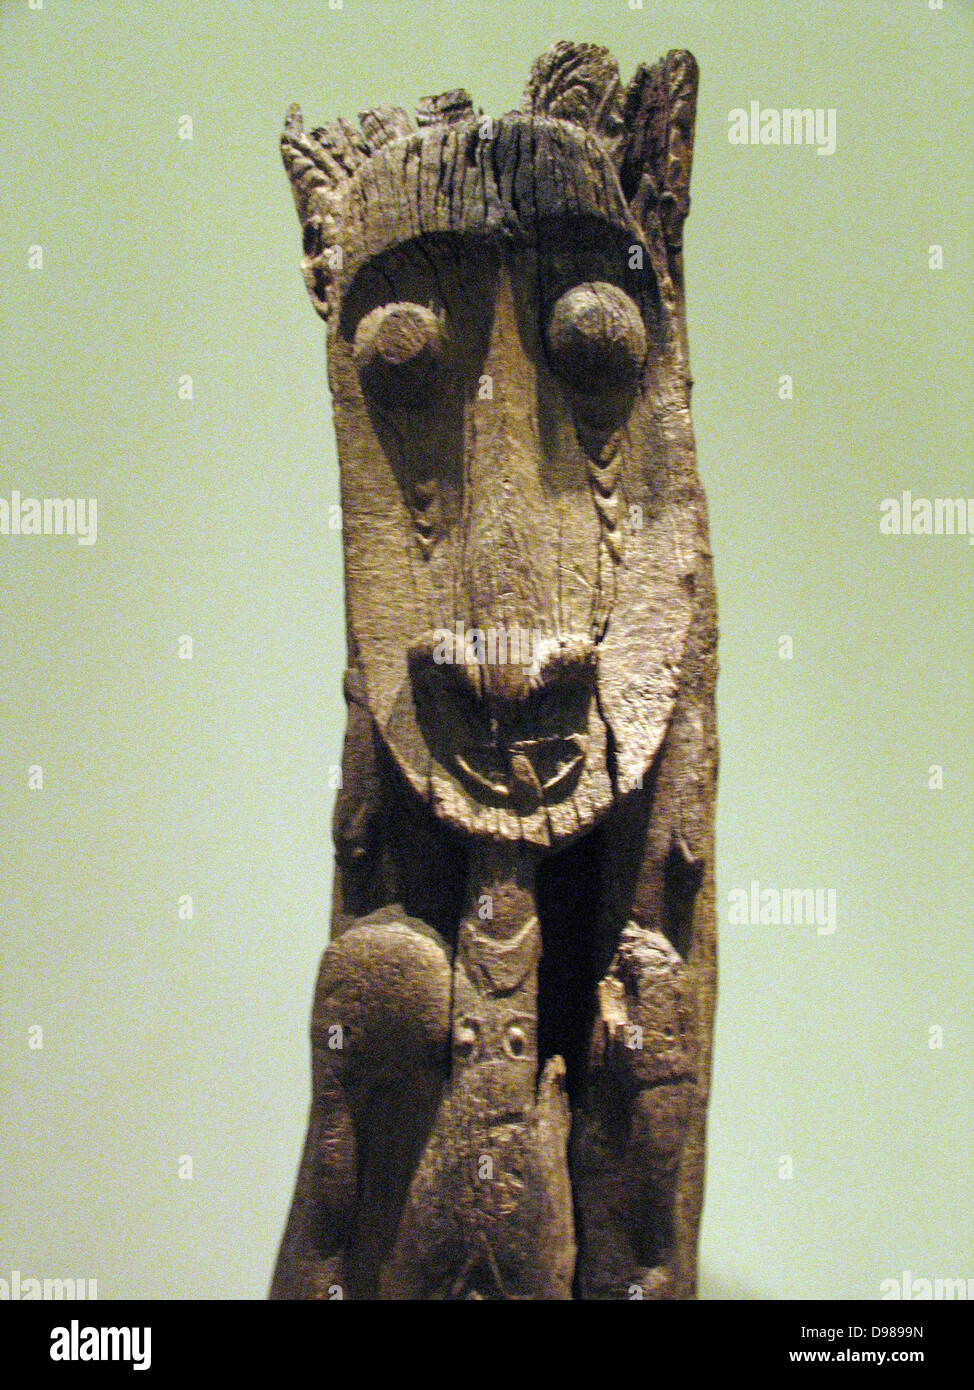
[272,40,718,1301]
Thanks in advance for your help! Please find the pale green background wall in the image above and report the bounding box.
[1,0,970,1299]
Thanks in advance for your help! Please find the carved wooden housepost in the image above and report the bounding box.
[271,40,718,1301]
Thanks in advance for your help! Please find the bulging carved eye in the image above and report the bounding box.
[546,281,646,395]
[503,1023,530,1060]
[353,302,444,408]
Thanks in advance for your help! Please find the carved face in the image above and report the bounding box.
[283,65,702,846]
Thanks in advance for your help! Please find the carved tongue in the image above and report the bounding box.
[508,749,544,801]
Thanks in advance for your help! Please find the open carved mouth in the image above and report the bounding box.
[408,630,597,809]
[455,734,587,802]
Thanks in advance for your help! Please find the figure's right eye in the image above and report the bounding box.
[353,302,444,409]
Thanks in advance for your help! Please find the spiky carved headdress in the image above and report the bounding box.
[281,41,697,326]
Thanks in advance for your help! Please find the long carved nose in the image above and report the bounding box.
[461,265,558,705]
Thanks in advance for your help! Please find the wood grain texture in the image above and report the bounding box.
[271,40,717,1301]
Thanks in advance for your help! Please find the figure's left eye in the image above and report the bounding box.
[353,302,444,409]
[545,281,646,396]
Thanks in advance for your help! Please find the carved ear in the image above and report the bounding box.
[281,101,419,323]
[618,50,699,288]
[280,104,367,323]
[520,42,698,303]
[520,41,624,143]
